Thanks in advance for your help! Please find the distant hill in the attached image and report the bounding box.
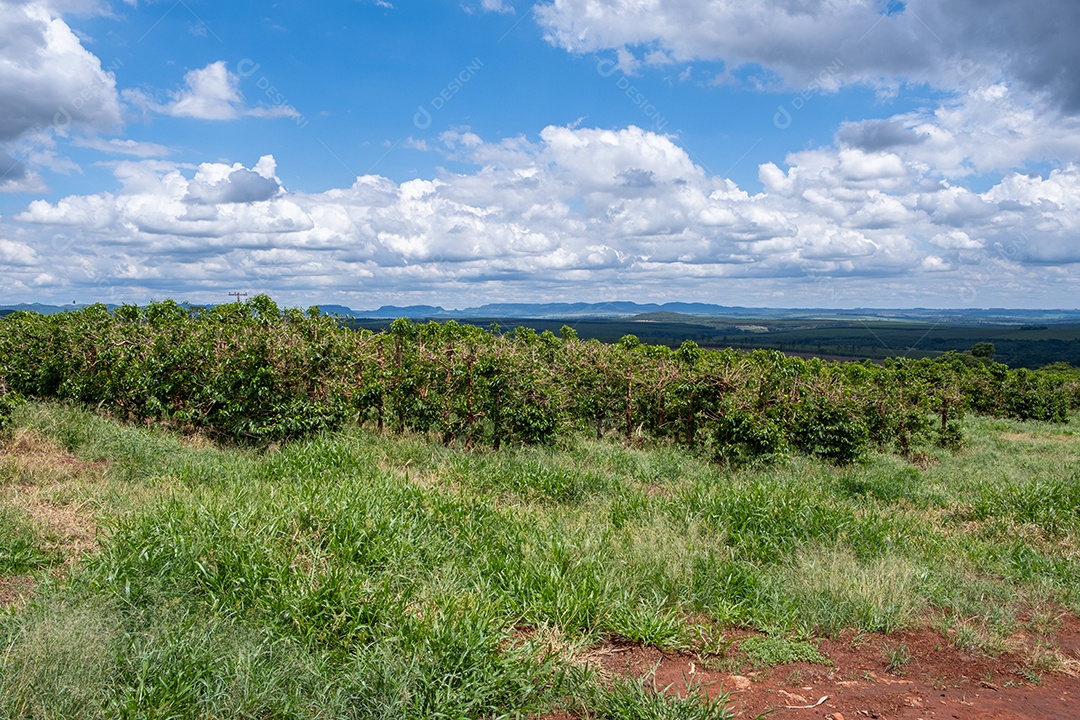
[4,301,1080,325]
[336,303,1080,324]
[0,303,80,315]
[339,301,784,320]
[351,305,454,319]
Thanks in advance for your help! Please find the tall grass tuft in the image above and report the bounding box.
[0,601,119,719]
[779,546,927,635]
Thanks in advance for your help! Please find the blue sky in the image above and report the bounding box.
[2,0,1080,309]
[61,1,868,192]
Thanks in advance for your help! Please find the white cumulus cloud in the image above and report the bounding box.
[6,124,1080,308]
[0,0,121,143]
[125,61,301,121]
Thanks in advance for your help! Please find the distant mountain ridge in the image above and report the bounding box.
[3,301,1080,325]
[0,302,93,316]
[331,302,1080,324]
[331,302,793,319]
[344,301,781,319]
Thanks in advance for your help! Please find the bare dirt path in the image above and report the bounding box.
[587,618,1080,720]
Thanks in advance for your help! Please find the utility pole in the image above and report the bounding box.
[228,291,248,303]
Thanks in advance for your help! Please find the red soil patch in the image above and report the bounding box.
[581,618,1080,720]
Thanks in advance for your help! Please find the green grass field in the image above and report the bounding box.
[2,402,1079,718]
